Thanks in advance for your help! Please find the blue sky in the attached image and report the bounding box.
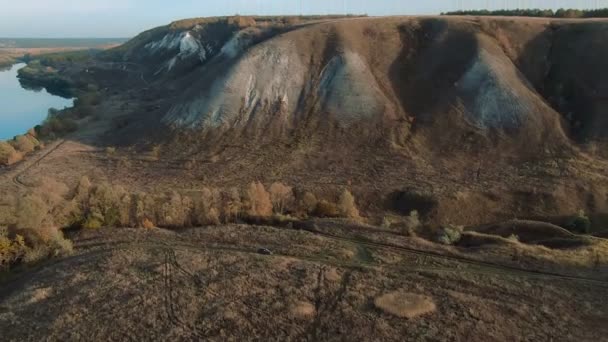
[0,0,606,38]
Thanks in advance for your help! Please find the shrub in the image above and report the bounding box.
[82,215,103,229]
[221,187,242,222]
[0,142,22,166]
[38,115,78,138]
[0,234,26,269]
[404,210,421,233]
[314,200,340,218]
[193,188,221,225]
[269,182,294,214]
[75,91,101,108]
[247,182,273,218]
[381,216,392,229]
[338,189,360,219]
[507,234,520,242]
[566,210,591,234]
[11,135,39,153]
[438,225,463,245]
[6,226,72,265]
[129,192,148,227]
[73,176,92,201]
[15,194,49,229]
[159,192,192,227]
[105,147,116,155]
[299,191,318,215]
[86,183,129,227]
[142,218,155,229]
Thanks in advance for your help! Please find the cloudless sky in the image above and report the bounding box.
[1,0,607,38]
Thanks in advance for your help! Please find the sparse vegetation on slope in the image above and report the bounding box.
[443,8,608,18]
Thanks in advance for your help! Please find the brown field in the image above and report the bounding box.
[0,48,82,66]
[1,225,607,340]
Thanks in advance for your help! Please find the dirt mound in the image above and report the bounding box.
[470,220,575,242]
[470,219,577,242]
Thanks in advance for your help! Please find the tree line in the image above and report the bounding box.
[442,8,608,18]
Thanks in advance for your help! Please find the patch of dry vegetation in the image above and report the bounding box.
[0,177,368,270]
[246,181,273,218]
[269,182,294,215]
[63,178,363,229]
[338,189,361,220]
[0,132,42,166]
[374,292,436,319]
[0,142,22,166]
[0,178,73,270]
[10,134,39,154]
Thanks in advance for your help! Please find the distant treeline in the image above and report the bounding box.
[442,8,608,18]
[0,38,128,49]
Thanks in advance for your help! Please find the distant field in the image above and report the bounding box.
[0,38,128,67]
[0,38,128,49]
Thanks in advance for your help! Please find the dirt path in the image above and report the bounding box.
[298,224,608,285]
[1,139,66,189]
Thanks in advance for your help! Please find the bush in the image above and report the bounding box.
[0,234,26,269]
[159,192,192,228]
[38,114,78,138]
[404,210,421,234]
[0,142,22,166]
[16,194,49,229]
[85,183,130,227]
[142,218,155,229]
[74,91,101,108]
[438,225,463,245]
[11,135,39,154]
[193,188,221,225]
[315,200,340,218]
[82,215,103,229]
[221,187,242,222]
[299,192,318,215]
[247,182,273,218]
[4,226,72,267]
[338,189,360,219]
[269,182,294,214]
[566,210,591,234]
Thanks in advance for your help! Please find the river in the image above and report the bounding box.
[0,63,73,140]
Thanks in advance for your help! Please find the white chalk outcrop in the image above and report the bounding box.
[163,41,388,129]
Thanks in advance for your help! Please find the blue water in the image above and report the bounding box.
[0,63,73,140]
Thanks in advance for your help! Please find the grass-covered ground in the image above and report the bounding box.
[0,225,606,340]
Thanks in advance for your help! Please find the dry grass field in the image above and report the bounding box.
[1,225,607,341]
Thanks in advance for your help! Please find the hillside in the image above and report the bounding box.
[96,16,607,148]
[46,15,603,225]
[2,15,608,341]
[6,15,608,228]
